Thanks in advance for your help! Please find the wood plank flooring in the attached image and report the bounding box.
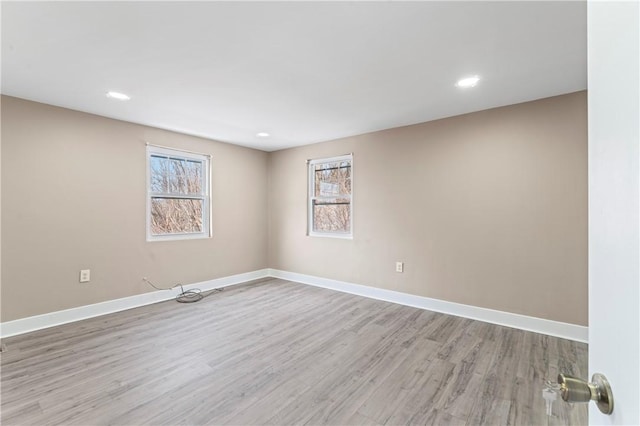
[1,278,588,425]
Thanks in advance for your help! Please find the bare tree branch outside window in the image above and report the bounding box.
[148,151,209,237]
[309,156,352,235]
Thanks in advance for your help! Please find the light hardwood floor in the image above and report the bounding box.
[1,278,587,425]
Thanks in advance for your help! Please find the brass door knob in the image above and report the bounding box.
[557,373,614,415]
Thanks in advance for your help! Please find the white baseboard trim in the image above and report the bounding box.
[0,269,270,339]
[268,269,588,343]
[1,268,587,343]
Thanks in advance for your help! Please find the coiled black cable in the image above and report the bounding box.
[143,278,223,303]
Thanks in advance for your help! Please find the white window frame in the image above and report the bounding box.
[146,145,211,242]
[307,154,353,239]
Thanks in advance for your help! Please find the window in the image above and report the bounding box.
[308,154,353,238]
[146,145,211,241]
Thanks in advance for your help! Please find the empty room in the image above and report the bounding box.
[1,1,638,425]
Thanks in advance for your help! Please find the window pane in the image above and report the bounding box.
[313,201,351,233]
[169,158,203,195]
[150,155,170,193]
[314,161,351,197]
[186,160,203,195]
[150,198,203,235]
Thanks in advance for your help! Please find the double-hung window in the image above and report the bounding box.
[146,145,211,241]
[308,154,353,238]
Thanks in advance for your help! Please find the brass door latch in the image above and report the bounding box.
[557,373,614,415]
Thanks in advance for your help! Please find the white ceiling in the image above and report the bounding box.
[1,1,586,152]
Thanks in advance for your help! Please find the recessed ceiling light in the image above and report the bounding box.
[455,76,480,88]
[106,91,131,101]
[256,132,270,137]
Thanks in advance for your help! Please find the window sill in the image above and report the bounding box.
[146,233,211,242]
[308,232,353,240]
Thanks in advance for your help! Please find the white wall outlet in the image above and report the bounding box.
[395,262,404,273]
[79,269,91,283]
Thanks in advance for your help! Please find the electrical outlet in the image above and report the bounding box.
[80,269,91,283]
[395,262,404,273]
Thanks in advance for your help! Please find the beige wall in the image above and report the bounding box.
[268,91,588,325]
[1,96,269,322]
[1,92,588,326]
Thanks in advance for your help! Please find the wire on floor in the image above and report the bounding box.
[142,277,223,303]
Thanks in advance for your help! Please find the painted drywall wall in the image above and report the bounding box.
[268,91,588,326]
[1,96,269,322]
[2,92,588,326]
[0,97,3,315]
